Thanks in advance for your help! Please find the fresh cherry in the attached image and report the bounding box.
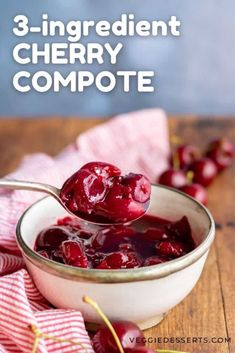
[180,183,208,205]
[92,321,144,353]
[206,138,234,172]
[187,157,218,187]
[172,144,200,170]
[158,169,187,189]
[60,162,151,223]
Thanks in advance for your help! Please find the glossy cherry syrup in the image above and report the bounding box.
[35,214,195,269]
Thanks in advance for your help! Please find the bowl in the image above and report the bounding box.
[16,184,215,330]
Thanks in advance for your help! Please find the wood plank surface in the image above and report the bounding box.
[0,116,234,353]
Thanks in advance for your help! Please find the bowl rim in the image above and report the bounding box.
[16,184,215,284]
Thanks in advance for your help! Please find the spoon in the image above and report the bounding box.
[0,178,149,225]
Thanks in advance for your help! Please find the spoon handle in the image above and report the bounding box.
[0,179,60,199]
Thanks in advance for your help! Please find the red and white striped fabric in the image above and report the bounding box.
[0,109,169,352]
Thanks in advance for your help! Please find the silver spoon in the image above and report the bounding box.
[0,179,149,225]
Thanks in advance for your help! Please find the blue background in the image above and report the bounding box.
[0,0,235,117]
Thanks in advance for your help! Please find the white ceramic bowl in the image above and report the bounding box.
[16,185,215,330]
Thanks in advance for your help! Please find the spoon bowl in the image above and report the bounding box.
[70,199,150,225]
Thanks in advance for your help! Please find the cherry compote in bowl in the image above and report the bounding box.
[16,185,215,330]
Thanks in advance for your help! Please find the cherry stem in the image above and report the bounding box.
[186,171,194,184]
[170,135,182,170]
[172,151,180,170]
[170,135,182,145]
[29,324,89,353]
[83,296,125,353]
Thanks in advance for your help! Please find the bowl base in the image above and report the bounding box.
[85,312,167,332]
[137,312,167,330]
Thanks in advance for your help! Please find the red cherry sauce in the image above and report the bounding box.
[34,214,195,269]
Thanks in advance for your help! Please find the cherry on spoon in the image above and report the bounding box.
[59,162,151,225]
[0,162,151,226]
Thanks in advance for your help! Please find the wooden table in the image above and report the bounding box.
[0,116,234,353]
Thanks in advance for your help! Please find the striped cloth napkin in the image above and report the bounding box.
[0,109,170,353]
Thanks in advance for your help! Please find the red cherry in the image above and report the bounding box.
[35,226,70,250]
[122,173,151,203]
[57,216,74,226]
[206,138,234,172]
[144,228,168,241]
[89,252,106,268]
[61,240,88,268]
[37,250,50,259]
[95,179,146,222]
[158,169,187,189]
[85,245,96,256]
[156,241,186,257]
[60,169,108,214]
[77,230,93,240]
[92,321,144,353]
[173,144,200,169]
[143,256,165,266]
[82,162,121,178]
[119,243,135,252]
[91,226,135,250]
[188,158,218,187]
[96,259,110,269]
[166,216,192,241]
[97,252,141,269]
[60,162,121,215]
[180,183,208,205]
